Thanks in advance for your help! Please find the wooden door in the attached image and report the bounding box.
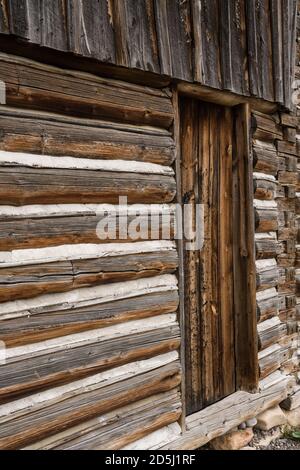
[180,98,257,415]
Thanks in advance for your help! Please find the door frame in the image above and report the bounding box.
[173,88,259,426]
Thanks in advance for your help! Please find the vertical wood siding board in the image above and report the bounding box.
[111,0,129,67]
[231,0,249,96]
[154,0,192,81]
[282,0,292,108]
[200,104,214,407]
[212,105,221,402]
[270,0,284,103]
[233,104,259,391]
[153,0,172,77]
[180,98,201,414]
[219,0,233,91]
[219,107,235,397]
[0,0,9,34]
[245,0,260,96]
[191,0,203,83]
[289,0,297,108]
[130,0,160,73]
[199,0,221,88]
[173,88,185,429]
[65,0,80,54]
[40,0,68,51]
[7,0,29,38]
[256,0,275,101]
[66,0,117,60]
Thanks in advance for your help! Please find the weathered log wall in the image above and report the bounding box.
[0,0,297,108]
[253,110,299,381]
[0,53,181,449]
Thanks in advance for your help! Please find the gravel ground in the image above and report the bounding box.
[200,427,300,450]
[249,427,300,450]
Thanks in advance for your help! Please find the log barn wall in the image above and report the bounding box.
[0,0,299,450]
[0,0,297,108]
[0,53,183,450]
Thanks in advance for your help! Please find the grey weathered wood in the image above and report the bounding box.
[0,212,175,251]
[40,0,67,51]
[0,54,174,128]
[220,0,249,95]
[233,104,258,391]
[253,146,279,176]
[55,391,181,450]
[255,208,278,232]
[0,327,180,401]
[0,107,175,165]
[0,290,179,347]
[24,390,180,449]
[67,0,115,63]
[154,0,192,81]
[0,251,178,302]
[255,0,274,101]
[192,0,221,88]
[0,166,176,205]
[0,362,181,449]
[245,0,260,96]
[258,318,287,350]
[161,377,289,449]
[259,344,288,379]
[112,0,159,73]
[0,1,9,34]
[270,0,284,103]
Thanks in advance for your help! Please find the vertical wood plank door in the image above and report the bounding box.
[180,98,256,415]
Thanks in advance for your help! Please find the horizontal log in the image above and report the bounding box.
[256,259,279,291]
[253,173,277,200]
[0,290,179,347]
[0,209,176,250]
[0,106,175,165]
[252,113,283,139]
[278,171,298,185]
[0,362,181,449]
[253,147,278,176]
[0,240,176,268]
[6,313,178,362]
[254,200,278,232]
[0,320,180,400]
[252,127,282,143]
[56,392,181,450]
[255,209,278,232]
[257,317,287,350]
[256,288,279,322]
[0,167,176,205]
[0,274,178,321]
[161,375,290,449]
[0,251,178,303]
[0,53,174,128]
[122,423,182,451]
[283,127,297,143]
[281,114,298,128]
[0,151,174,175]
[276,140,299,156]
[258,344,288,379]
[0,352,179,422]
[255,233,279,259]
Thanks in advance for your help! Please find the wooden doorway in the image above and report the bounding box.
[179,97,258,416]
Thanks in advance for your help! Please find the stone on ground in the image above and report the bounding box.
[282,407,300,427]
[246,418,257,428]
[255,405,287,431]
[210,429,254,450]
